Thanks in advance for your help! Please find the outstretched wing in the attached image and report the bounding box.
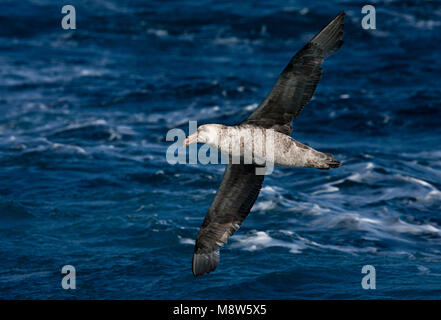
[192,164,264,276]
[243,11,345,135]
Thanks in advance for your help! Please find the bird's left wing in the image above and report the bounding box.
[243,11,345,135]
[192,164,264,276]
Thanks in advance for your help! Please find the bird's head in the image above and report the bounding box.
[183,124,224,146]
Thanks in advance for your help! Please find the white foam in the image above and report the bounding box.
[311,184,339,195]
[214,37,242,45]
[388,219,441,235]
[299,8,309,15]
[178,237,195,245]
[51,143,87,155]
[425,189,441,200]
[147,28,169,37]
[296,235,377,254]
[398,174,435,189]
[244,103,258,111]
[417,265,430,274]
[252,200,276,212]
[232,231,305,253]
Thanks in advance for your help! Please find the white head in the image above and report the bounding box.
[183,124,224,146]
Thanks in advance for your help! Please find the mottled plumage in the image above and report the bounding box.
[187,11,345,276]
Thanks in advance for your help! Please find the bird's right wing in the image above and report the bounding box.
[243,11,345,135]
[192,164,264,276]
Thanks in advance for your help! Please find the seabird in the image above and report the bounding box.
[183,11,345,276]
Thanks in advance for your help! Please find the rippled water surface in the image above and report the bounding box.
[1,0,441,299]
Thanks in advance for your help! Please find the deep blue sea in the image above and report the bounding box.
[1,0,441,299]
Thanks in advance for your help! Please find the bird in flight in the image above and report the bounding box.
[183,11,345,276]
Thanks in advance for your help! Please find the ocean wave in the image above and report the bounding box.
[1,0,441,299]
[231,231,306,253]
[0,201,34,221]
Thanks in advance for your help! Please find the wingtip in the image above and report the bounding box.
[310,10,345,58]
[192,250,220,277]
[333,10,346,26]
[332,11,345,21]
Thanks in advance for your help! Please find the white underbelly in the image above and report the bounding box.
[213,127,308,167]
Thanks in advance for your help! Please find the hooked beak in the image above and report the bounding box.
[183,132,198,146]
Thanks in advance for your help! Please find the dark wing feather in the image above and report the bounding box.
[243,11,345,135]
[192,164,264,276]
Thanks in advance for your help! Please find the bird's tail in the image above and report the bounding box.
[316,152,341,170]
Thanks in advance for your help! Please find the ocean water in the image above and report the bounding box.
[1,0,441,299]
